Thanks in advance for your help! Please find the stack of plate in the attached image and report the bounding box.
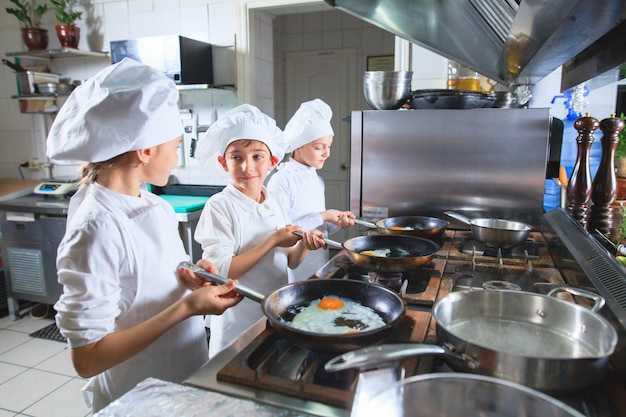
[363,71,412,110]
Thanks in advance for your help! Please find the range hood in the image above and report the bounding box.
[325,0,626,91]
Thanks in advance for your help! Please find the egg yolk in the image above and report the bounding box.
[318,297,344,310]
[345,329,360,334]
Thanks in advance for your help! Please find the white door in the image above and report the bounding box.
[286,49,356,241]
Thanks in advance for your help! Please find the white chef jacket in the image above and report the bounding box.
[267,158,339,282]
[54,183,208,412]
[194,184,291,358]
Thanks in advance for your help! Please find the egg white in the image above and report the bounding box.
[360,248,392,257]
[289,296,387,334]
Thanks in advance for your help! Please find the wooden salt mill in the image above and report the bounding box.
[566,113,600,228]
[589,114,625,234]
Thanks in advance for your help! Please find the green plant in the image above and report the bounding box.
[615,113,626,158]
[50,0,82,25]
[618,206,626,240]
[5,0,48,28]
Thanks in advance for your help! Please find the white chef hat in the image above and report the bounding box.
[194,104,286,180]
[284,98,334,153]
[46,58,183,164]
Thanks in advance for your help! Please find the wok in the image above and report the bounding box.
[409,89,496,109]
[353,216,449,239]
[317,233,440,272]
[179,262,406,352]
[445,211,531,248]
[326,287,618,392]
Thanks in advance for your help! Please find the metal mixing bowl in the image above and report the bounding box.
[363,72,412,110]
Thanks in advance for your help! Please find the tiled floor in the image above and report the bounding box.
[0,310,91,417]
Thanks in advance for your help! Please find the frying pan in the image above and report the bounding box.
[179,262,406,352]
[445,211,531,248]
[2,58,27,72]
[307,233,440,272]
[353,216,449,239]
[325,287,618,392]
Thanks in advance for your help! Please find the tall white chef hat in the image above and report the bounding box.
[194,104,286,180]
[284,98,334,153]
[46,58,183,164]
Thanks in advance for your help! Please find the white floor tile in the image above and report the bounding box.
[35,347,78,378]
[0,368,71,413]
[0,338,67,368]
[0,409,17,417]
[0,330,30,355]
[22,378,91,417]
[6,317,54,334]
[0,362,27,384]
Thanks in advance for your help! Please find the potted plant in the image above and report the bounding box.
[50,0,82,48]
[5,0,49,50]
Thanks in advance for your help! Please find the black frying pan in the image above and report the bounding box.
[179,262,406,352]
[320,234,440,272]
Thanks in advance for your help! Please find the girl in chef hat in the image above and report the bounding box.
[47,58,243,413]
[267,98,356,282]
[193,103,326,357]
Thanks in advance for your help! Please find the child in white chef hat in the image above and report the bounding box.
[48,58,243,413]
[193,103,326,357]
[267,98,356,282]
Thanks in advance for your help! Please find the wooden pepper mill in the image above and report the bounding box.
[566,113,600,228]
[589,114,625,234]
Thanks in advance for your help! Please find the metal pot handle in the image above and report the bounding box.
[292,231,343,249]
[444,211,472,225]
[177,261,265,303]
[546,286,605,313]
[324,343,446,372]
[353,218,378,229]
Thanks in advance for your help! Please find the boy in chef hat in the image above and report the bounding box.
[193,103,325,357]
[267,98,356,282]
[48,58,243,412]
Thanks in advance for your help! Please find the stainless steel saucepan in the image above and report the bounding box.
[325,287,618,392]
[445,211,532,248]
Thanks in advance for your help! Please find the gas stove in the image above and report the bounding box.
[184,211,626,417]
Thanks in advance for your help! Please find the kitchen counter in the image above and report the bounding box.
[0,178,40,201]
[94,377,314,417]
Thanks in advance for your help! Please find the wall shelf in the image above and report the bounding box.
[6,49,109,60]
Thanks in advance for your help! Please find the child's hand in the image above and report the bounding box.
[337,211,356,229]
[299,229,327,250]
[274,224,303,247]
[177,259,220,290]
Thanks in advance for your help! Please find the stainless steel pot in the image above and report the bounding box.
[354,373,586,417]
[353,216,449,239]
[326,287,618,392]
[179,262,406,352]
[445,211,532,248]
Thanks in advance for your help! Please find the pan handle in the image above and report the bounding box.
[546,286,605,313]
[444,211,472,225]
[353,218,377,229]
[324,343,446,372]
[177,261,265,303]
[292,231,343,250]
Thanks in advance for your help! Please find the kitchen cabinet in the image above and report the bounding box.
[5,48,109,114]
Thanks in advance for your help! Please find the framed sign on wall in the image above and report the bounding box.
[367,55,394,71]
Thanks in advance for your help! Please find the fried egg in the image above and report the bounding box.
[360,249,392,257]
[289,296,387,334]
[390,226,414,230]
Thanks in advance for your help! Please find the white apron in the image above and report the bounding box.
[82,191,208,412]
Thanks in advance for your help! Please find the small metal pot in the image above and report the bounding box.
[445,211,531,248]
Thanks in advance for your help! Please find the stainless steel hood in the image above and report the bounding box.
[325,0,626,91]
